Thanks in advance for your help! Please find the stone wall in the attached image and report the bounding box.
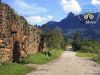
[28,25,41,54]
[0,3,41,62]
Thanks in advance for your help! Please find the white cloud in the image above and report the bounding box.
[92,0,100,5]
[13,0,48,16]
[47,15,54,20]
[10,0,53,25]
[25,15,54,25]
[60,0,81,14]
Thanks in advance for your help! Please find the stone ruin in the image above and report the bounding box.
[0,3,42,62]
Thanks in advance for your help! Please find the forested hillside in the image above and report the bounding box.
[41,12,100,39]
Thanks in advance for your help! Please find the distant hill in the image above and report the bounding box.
[40,12,100,39]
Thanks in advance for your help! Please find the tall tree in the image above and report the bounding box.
[41,27,65,49]
[73,31,81,43]
[72,31,81,51]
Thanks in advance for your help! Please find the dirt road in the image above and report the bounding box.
[26,49,100,75]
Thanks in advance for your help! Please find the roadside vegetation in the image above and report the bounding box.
[72,32,100,64]
[20,27,66,64]
[20,49,63,64]
[76,52,96,59]
[0,27,66,75]
[0,63,32,75]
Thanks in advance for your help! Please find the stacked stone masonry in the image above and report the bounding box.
[0,3,41,62]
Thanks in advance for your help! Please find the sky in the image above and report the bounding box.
[2,0,100,25]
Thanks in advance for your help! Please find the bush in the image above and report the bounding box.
[20,49,63,64]
[75,40,100,53]
[76,40,100,64]
[72,42,81,51]
[93,53,100,64]
[41,27,66,49]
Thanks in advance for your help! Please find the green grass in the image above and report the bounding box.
[75,40,100,64]
[0,63,32,75]
[20,49,63,64]
[0,49,63,75]
[76,52,97,59]
[76,52,100,64]
[93,54,100,64]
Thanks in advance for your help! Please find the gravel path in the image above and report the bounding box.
[26,48,100,75]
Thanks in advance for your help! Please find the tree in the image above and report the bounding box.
[41,27,65,50]
[72,31,81,51]
[73,31,81,43]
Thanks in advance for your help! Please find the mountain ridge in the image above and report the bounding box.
[41,12,100,39]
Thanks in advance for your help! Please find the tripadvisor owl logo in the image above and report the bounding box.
[78,4,100,24]
[84,13,94,20]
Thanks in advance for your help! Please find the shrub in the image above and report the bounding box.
[93,53,100,64]
[20,49,63,64]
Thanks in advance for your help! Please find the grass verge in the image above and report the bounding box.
[76,52,100,64]
[20,49,64,64]
[93,54,100,64]
[76,52,96,59]
[0,63,32,75]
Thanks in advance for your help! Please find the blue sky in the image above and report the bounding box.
[2,0,100,25]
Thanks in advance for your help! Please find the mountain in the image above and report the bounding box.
[41,12,100,39]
